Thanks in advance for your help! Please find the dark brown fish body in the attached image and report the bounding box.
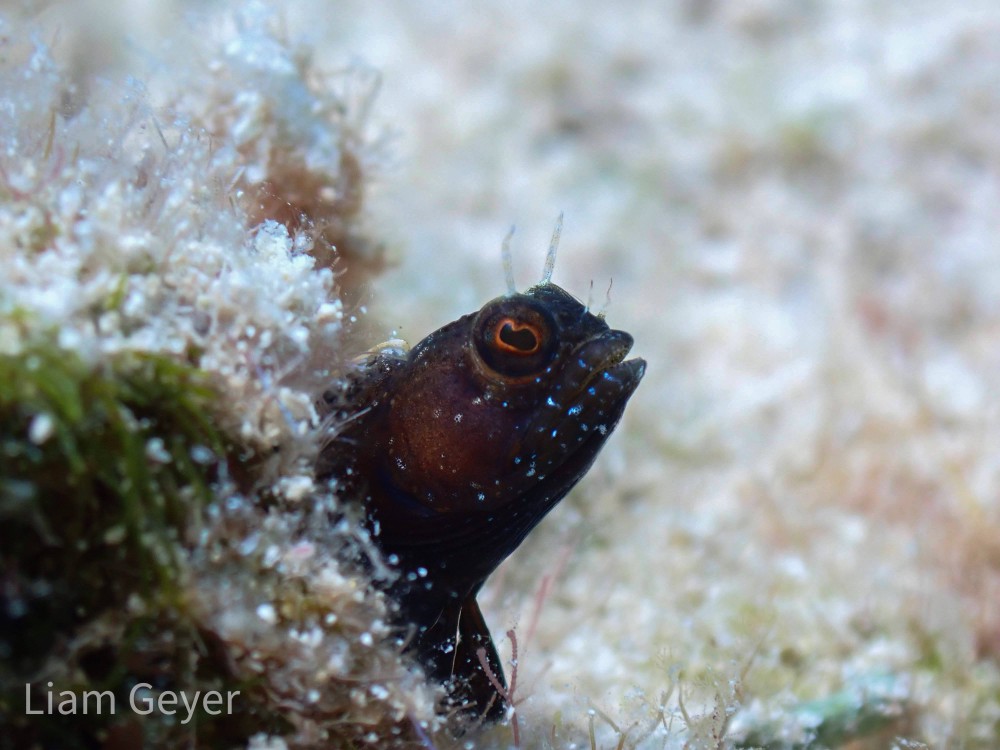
[320,281,644,722]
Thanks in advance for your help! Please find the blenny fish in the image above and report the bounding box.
[319,222,645,722]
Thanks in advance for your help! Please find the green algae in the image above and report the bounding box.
[0,336,280,748]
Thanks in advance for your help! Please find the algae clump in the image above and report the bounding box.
[0,337,281,747]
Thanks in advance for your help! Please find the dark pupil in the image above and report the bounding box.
[499,322,537,352]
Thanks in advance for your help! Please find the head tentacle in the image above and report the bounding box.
[597,277,614,320]
[540,212,563,285]
[501,225,517,295]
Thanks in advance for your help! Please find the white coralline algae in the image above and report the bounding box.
[0,9,441,748]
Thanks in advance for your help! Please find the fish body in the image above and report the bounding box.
[320,281,644,721]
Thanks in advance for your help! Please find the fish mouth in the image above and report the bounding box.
[518,329,645,478]
[555,329,646,408]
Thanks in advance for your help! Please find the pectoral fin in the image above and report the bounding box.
[452,595,507,722]
[411,593,508,723]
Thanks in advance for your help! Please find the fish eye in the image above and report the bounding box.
[474,298,557,378]
[494,318,541,354]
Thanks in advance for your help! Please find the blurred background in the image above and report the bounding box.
[15,0,1000,744]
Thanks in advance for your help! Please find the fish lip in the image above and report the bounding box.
[602,356,647,393]
[559,328,643,398]
[585,328,633,366]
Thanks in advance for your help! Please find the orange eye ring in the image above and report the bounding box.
[493,318,542,355]
[474,296,557,378]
